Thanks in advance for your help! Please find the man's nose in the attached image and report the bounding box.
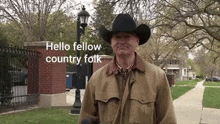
[118,37,127,43]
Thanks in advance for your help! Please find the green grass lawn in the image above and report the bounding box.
[170,86,194,100]
[203,81,220,86]
[0,107,79,124]
[203,87,220,109]
[175,79,203,86]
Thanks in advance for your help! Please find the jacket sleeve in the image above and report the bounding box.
[155,72,177,124]
[78,77,99,124]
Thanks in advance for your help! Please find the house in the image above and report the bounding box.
[164,58,186,81]
[187,66,196,80]
[163,58,196,81]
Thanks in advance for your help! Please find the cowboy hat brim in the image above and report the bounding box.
[99,24,151,45]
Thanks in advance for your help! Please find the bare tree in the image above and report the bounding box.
[0,0,78,42]
[152,0,220,53]
[83,0,220,66]
[92,0,190,67]
[136,32,188,69]
[194,47,220,78]
[106,0,220,54]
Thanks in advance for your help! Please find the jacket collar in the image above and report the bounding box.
[106,53,145,75]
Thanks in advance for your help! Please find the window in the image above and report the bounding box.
[184,69,187,76]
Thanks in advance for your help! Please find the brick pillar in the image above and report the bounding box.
[28,53,40,94]
[24,41,67,107]
[93,55,113,73]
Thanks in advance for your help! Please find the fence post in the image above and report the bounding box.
[24,41,67,107]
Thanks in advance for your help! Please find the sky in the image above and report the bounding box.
[188,53,194,59]
[72,0,95,15]
[70,0,95,24]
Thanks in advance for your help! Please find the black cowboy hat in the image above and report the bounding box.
[99,13,151,45]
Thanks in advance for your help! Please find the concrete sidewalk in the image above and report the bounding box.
[66,89,85,106]
[173,80,220,124]
[173,80,205,124]
[201,107,220,124]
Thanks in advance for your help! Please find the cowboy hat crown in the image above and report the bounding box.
[99,13,151,45]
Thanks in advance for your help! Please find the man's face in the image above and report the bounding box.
[111,32,139,56]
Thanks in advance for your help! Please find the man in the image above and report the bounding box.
[79,14,177,124]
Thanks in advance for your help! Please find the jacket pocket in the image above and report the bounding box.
[129,93,156,123]
[95,91,120,123]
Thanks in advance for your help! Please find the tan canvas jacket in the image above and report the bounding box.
[79,54,177,124]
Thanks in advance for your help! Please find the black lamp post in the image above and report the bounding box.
[71,5,90,114]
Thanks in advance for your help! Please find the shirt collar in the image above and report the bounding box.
[106,52,145,75]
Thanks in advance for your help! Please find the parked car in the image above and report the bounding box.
[205,77,220,82]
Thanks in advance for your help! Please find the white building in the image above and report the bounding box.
[163,59,196,81]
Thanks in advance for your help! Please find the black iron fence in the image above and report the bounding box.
[0,46,40,113]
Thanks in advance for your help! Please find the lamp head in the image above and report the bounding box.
[78,5,90,29]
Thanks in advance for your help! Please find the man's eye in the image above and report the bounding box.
[115,35,121,39]
[124,35,130,38]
